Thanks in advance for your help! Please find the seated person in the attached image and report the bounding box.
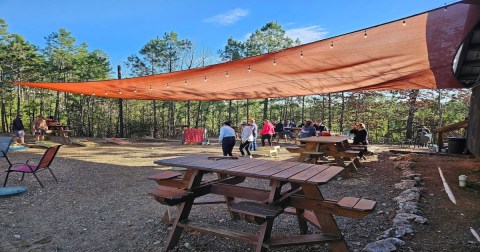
[314,120,328,135]
[274,119,284,139]
[350,123,368,145]
[298,120,316,139]
[46,116,58,127]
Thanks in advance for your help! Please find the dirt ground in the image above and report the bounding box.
[0,138,479,252]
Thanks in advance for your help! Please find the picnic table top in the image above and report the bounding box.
[298,135,349,143]
[155,154,344,185]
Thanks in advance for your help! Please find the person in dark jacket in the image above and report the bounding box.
[314,120,328,134]
[12,114,25,144]
[350,123,368,145]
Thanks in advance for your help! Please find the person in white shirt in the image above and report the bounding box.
[239,122,254,158]
[218,121,236,156]
[248,118,258,151]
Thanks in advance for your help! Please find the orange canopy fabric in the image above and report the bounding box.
[14,2,480,101]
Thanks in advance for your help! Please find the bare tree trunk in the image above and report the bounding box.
[437,90,443,128]
[339,92,345,133]
[195,101,202,127]
[153,101,158,138]
[187,101,191,126]
[246,100,250,120]
[301,96,305,122]
[328,93,332,131]
[228,100,232,121]
[467,86,480,156]
[406,90,419,139]
[263,98,268,120]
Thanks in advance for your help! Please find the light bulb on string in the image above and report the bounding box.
[330,41,334,49]
[248,65,251,72]
[273,59,276,66]
[134,87,137,93]
[149,85,152,91]
[118,90,122,94]
[225,71,229,78]
[166,84,170,89]
[184,79,187,85]
[402,20,406,26]
[364,30,367,38]
[204,76,207,82]
[300,51,304,58]
[104,91,107,95]
[92,91,95,96]
[444,3,447,11]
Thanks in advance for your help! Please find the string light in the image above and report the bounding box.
[104,91,108,95]
[118,90,122,94]
[330,41,334,49]
[444,3,447,11]
[92,91,95,96]
[184,79,187,85]
[364,30,367,38]
[134,87,137,93]
[402,20,406,26]
[149,85,152,91]
[225,71,229,77]
[248,65,251,72]
[80,93,84,96]
[300,51,304,58]
[204,76,207,82]
[273,59,276,66]
[166,83,170,88]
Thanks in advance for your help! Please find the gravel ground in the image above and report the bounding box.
[0,139,478,252]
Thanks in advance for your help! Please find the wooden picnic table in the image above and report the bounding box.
[295,136,363,172]
[46,125,72,144]
[150,154,376,252]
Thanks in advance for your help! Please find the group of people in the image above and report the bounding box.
[218,118,332,157]
[218,118,258,157]
[12,114,59,144]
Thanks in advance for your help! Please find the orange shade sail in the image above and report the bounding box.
[13,2,480,101]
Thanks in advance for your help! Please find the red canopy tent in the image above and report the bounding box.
[12,2,480,100]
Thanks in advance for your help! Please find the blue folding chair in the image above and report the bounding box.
[0,136,14,169]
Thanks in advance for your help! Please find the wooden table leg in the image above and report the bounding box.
[217,173,240,220]
[300,184,349,252]
[255,219,274,252]
[162,170,204,251]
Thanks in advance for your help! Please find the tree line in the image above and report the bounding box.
[0,19,471,143]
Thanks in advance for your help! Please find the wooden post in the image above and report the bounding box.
[117,65,124,138]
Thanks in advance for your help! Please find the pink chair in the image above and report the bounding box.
[3,145,62,188]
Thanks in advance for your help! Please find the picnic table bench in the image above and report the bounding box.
[150,154,376,251]
[294,136,364,172]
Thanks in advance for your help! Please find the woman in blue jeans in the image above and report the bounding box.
[218,121,236,156]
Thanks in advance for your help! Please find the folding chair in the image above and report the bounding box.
[3,144,62,188]
[0,136,14,168]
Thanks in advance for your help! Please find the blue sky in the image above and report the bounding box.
[0,0,454,67]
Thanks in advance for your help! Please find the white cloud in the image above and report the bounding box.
[286,25,328,44]
[204,8,249,25]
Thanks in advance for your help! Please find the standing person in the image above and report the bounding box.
[218,121,236,156]
[12,114,25,144]
[350,123,369,145]
[248,118,258,151]
[260,119,275,147]
[239,122,254,158]
[32,115,48,142]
